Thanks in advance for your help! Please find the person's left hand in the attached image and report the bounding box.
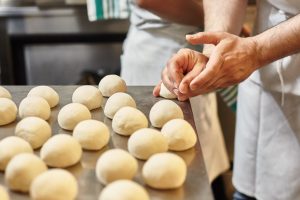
[185,31,261,92]
[153,48,209,101]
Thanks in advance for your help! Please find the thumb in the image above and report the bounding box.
[186,32,228,45]
[179,56,208,94]
[153,81,162,97]
[190,51,223,90]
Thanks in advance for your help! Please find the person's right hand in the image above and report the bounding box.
[185,32,260,92]
[157,48,209,101]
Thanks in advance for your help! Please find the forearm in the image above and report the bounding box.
[135,0,203,27]
[203,0,248,54]
[254,14,300,68]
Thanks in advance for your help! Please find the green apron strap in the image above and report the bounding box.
[95,0,104,19]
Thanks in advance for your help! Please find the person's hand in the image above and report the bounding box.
[154,49,209,101]
[185,32,260,92]
[153,80,161,97]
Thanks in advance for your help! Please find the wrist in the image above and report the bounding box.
[251,35,267,69]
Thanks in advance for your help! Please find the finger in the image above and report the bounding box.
[212,76,236,89]
[179,59,206,94]
[166,51,189,88]
[196,65,231,91]
[161,68,177,95]
[177,94,189,101]
[191,86,215,96]
[153,80,162,97]
[186,32,228,45]
[172,87,189,101]
[190,51,223,91]
[161,67,172,90]
[201,76,227,93]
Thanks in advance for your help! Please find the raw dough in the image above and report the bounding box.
[161,119,197,151]
[112,107,148,136]
[99,180,150,200]
[0,185,9,200]
[15,117,52,149]
[149,100,183,128]
[0,136,33,171]
[0,86,11,99]
[0,98,17,126]
[73,120,110,150]
[98,74,127,97]
[96,149,138,185]
[104,92,136,119]
[142,152,187,189]
[72,85,103,110]
[159,83,176,99]
[19,96,51,120]
[27,86,59,108]
[30,169,78,200]
[57,103,91,130]
[128,128,168,160]
[5,153,47,192]
[40,134,82,168]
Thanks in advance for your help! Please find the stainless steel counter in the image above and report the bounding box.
[0,86,213,200]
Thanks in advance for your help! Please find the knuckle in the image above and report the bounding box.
[177,48,191,57]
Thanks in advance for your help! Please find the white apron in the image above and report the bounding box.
[121,2,230,183]
[233,0,300,199]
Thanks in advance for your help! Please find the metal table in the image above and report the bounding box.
[0,86,213,200]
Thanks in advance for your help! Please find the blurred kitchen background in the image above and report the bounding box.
[0,1,256,199]
[0,0,129,85]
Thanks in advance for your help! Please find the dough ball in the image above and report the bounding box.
[128,128,168,160]
[99,180,150,200]
[72,85,103,110]
[112,107,148,136]
[0,136,33,171]
[149,100,183,128]
[0,185,9,200]
[73,120,110,150]
[161,119,197,151]
[142,152,187,189]
[0,86,11,99]
[96,149,138,185]
[5,153,47,192]
[57,103,91,131]
[98,74,127,97]
[104,92,136,119]
[159,83,176,99]
[30,169,78,200]
[40,134,82,168]
[19,96,51,120]
[0,98,17,126]
[27,86,59,108]
[15,117,52,149]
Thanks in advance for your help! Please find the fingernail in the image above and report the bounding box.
[179,83,188,94]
